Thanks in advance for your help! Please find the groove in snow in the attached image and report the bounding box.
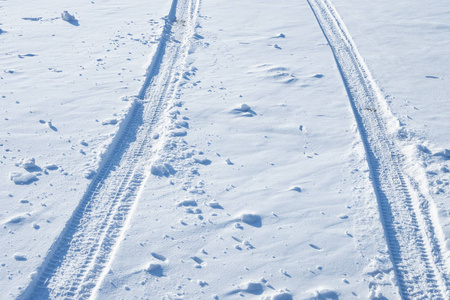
[307,0,450,298]
[18,0,200,299]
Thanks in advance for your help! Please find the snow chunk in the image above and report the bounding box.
[84,169,96,179]
[61,11,79,26]
[175,120,189,128]
[10,172,37,185]
[434,148,450,158]
[232,103,251,113]
[171,130,187,137]
[198,280,208,287]
[289,186,302,192]
[208,201,223,209]
[193,157,212,165]
[102,118,118,125]
[306,289,339,300]
[416,144,431,154]
[271,292,293,300]
[231,104,255,117]
[177,200,197,207]
[45,164,58,171]
[150,163,175,177]
[230,282,263,295]
[21,158,36,170]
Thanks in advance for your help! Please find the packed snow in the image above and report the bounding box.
[1,0,449,299]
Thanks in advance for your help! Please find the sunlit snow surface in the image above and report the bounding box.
[1,0,449,299]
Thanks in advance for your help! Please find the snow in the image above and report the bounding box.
[1,0,449,299]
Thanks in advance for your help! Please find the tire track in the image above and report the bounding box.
[18,0,199,299]
[307,0,450,298]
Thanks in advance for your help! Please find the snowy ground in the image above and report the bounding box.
[1,0,449,299]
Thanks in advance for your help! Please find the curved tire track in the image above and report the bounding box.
[307,0,450,298]
[18,0,200,299]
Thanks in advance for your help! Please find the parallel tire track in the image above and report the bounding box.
[307,0,450,298]
[18,0,200,299]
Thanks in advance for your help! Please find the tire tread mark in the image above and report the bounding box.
[307,0,450,298]
[18,0,200,299]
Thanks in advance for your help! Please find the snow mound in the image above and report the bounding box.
[5,214,27,224]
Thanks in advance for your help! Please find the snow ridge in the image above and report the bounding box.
[18,0,200,299]
[308,0,450,298]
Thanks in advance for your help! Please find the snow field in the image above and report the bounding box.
[1,0,449,299]
[94,0,399,298]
